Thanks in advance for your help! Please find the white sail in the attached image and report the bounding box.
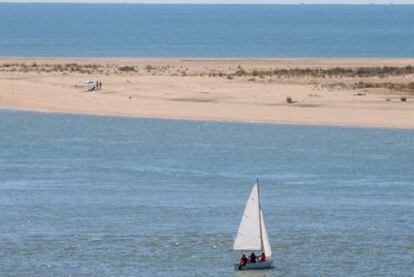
[260,209,272,257]
[233,183,262,251]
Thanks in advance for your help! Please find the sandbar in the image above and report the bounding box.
[0,57,413,128]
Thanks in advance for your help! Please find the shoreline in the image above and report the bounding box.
[2,107,413,130]
[2,56,414,64]
[1,57,413,129]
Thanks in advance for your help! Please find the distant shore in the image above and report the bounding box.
[1,57,413,128]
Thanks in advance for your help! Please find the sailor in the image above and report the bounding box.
[259,252,266,262]
[238,255,248,270]
[249,252,257,263]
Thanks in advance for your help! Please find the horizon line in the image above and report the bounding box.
[1,1,414,4]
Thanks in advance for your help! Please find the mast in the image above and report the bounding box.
[257,178,264,253]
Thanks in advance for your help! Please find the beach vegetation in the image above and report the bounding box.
[64,63,81,71]
[145,65,155,72]
[400,97,407,102]
[354,81,414,92]
[227,65,414,79]
[234,67,247,76]
[407,82,414,91]
[119,66,137,72]
[326,81,414,93]
[0,62,112,74]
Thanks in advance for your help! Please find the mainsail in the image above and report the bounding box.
[233,181,272,257]
[233,183,261,251]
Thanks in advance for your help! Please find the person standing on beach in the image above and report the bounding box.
[99,81,102,90]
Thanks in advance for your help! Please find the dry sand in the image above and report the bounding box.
[0,57,413,128]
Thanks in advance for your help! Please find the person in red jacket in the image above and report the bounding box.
[259,252,266,262]
[238,254,248,270]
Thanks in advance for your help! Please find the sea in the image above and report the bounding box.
[0,4,414,57]
[0,110,413,276]
[1,3,414,276]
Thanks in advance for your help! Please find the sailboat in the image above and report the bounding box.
[233,179,273,270]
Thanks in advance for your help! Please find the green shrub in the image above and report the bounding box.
[119,66,136,72]
[234,68,247,76]
[145,65,155,72]
[407,82,414,91]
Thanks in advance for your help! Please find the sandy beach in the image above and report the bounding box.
[0,57,413,128]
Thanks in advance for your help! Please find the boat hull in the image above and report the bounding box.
[235,260,273,270]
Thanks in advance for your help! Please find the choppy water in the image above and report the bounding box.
[0,110,413,276]
[1,4,414,57]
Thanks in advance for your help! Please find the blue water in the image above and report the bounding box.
[0,110,413,276]
[1,4,414,57]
